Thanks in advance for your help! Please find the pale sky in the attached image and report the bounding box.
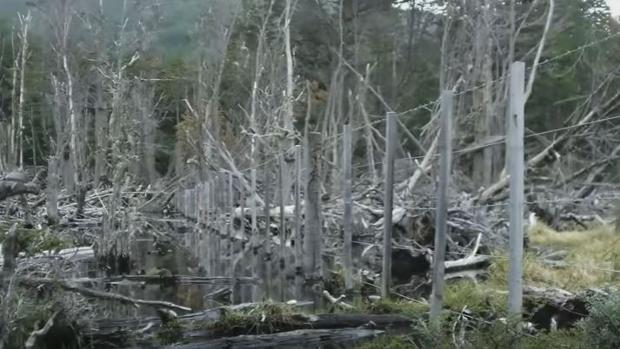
[609,0,620,16]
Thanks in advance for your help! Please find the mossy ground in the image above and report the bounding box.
[157,319,184,345]
[359,223,618,348]
[204,303,305,337]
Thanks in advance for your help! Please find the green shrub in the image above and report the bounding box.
[157,319,184,345]
[521,329,585,349]
[0,224,71,256]
[205,303,303,336]
[581,291,620,349]
[357,335,413,349]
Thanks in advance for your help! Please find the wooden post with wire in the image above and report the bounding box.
[235,173,246,303]
[508,61,526,315]
[262,163,272,300]
[293,145,304,300]
[430,90,453,320]
[228,173,235,303]
[382,112,397,299]
[250,168,258,301]
[278,154,287,301]
[342,124,353,292]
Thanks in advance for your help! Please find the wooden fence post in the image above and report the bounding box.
[278,154,287,301]
[228,173,236,303]
[342,124,353,292]
[294,145,304,300]
[250,168,258,301]
[382,112,397,299]
[430,90,454,320]
[262,164,272,300]
[234,173,246,303]
[508,61,526,315]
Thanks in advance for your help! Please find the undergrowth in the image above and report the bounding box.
[0,223,71,256]
[205,303,305,336]
[157,319,184,345]
[360,223,620,348]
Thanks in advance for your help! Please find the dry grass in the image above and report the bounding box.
[493,223,620,291]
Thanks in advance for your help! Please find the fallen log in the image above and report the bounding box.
[87,310,409,348]
[304,313,412,329]
[170,328,384,349]
[0,246,94,269]
[444,255,490,272]
[0,178,40,201]
[524,285,591,331]
[75,275,258,286]
[87,302,316,337]
[18,277,192,312]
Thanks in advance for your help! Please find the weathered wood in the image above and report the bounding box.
[293,145,304,300]
[278,154,287,301]
[250,168,258,301]
[25,311,59,349]
[524,285,591,330]
[232,173,245,304]
[0,246,94,269]
[304,132,323,290]
[342,124,353,291]
[322,290,354,310]
[382,112,397,298]
[18,277,191,312]
[262,164,272,300]
[74,275,257,286]
[86,302,316,337]
[228,172,235,296]
[46,156,59,224]
[168,328,384,349]
[0,179,39,201]
[508,61,525,315]
[444,255,489,271]
[430,90,453,320]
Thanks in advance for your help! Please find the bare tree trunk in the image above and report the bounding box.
[63,49,83,215]
[16,11,31,169]
[9,29,18,169]
[359,65,378,183]
[525,0,554,102]
[303,132,323,303]
[281,0,296,204]
[93,0,108,184]
[94,84,108,183]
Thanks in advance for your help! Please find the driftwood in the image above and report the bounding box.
[444,233,490,272]
[18,277,192,312]
[170,328,384,349]
[322,290,354,310]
